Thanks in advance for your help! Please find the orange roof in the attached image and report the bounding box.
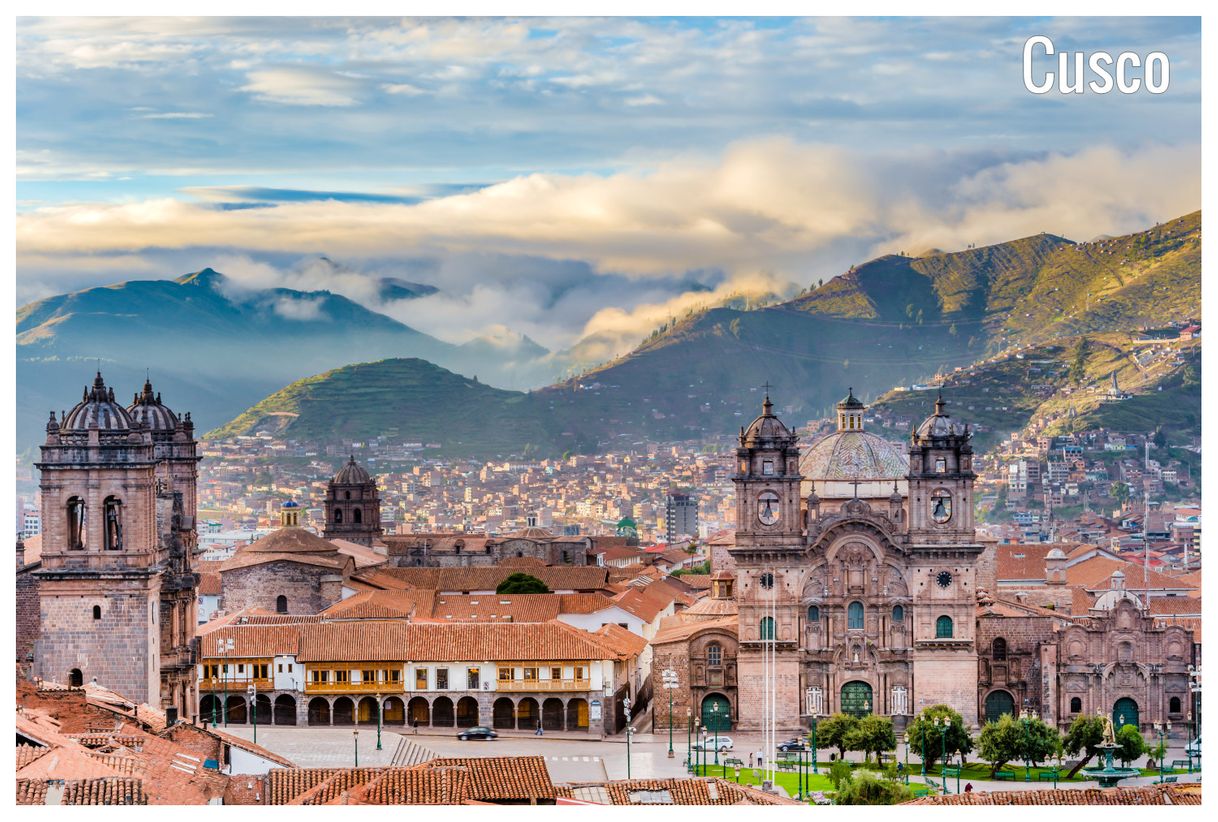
[380,565,610,593]
[427,756,555,801]
[906,784,1199,805]
[556,777,799,805]
[320,589,428,620]
[1067,556,1194,592]
[17,777,147,805]
[349,765,470,805]
[200,622,303,658]
[653,615,738,645]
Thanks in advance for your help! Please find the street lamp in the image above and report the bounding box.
[217,638,234,727]
[1020,707,1036,783]
[1187,664,1201,774]
[1154,721,1171,783]
[903,732,910,784]
[686,707,693,773]
[208,676,219,727]
[699,726,708,775]
[710,702,721,766]
[810,712,820,774]
[375,692,383,751]
[919,719,928,782]
[623,696,634,779]
[934,716,950,794]
[353,729,360,768]
[247,682,257,745]
[662,669,679,759]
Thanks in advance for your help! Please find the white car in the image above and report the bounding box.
[693,735,734,752]
[1186,736,1201,758]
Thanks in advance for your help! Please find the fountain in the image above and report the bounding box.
[1081,716,1140,788]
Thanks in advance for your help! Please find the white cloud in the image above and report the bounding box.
[271,295,327,321]
[138,111,213,120]
[239,67,362,106]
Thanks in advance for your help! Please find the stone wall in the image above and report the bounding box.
[16,565,40,670]
[221,561,344,615]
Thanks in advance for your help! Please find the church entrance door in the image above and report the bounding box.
[701,693,731,731]
[1113,697,1139,731]
[840,681,873,717]
[984,690,1015,722]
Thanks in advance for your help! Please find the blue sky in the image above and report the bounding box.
[15,16,1202,359]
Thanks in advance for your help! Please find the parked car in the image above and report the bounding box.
[457,726,498,741]
[777,738,808,752]
[1186,736,1201,757]
[693,735,734,752]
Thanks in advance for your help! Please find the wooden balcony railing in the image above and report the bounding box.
[304,680,406,694]
[199,677,274,692]
[497,678,591,693]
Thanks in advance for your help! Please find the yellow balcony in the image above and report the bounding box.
[200,677,274,692]
[304,680,405,695]
[497,678,591,693]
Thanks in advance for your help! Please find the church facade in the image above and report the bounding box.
[730,390,985,732]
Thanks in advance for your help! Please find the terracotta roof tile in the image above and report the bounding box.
[267,767,340,804]
[16,777,148,805]
[906,784,1199,805]
[558,777,799,805]
[427,756,555,801]
[380,566,610,593]
[349,766,471,804]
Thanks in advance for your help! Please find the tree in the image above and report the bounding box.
[1063,714,1107,778]
[828,758,853,789]
[495,572,550,595]
[818,713,859,760]
[1115,723,1146,767]
[905,705,973,771]
[834,770,913,805]
[1152,428,1167,449]
[977,714,1024,776]
[847,715,896,764]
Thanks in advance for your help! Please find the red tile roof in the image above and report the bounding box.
[906,784,1200,805]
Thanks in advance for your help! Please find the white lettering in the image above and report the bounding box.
[1116,52,1142,93]
[1022,36,1169,96]
[1145,51,1170,93]
[1023,35,1055,94]
[1088,52,1114,94]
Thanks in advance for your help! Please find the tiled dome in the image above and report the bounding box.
[333,456,372,485]
[126,379,179,431]
[799,429,908,481]
[62,372,135,431]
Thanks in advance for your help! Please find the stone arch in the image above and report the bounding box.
[334,508,344,524]
[701,692,731,731]
[1070,696,1082,714]
[493,697,515,729]
[274,694,297,725]
[332,696,355,725]
[432,696,455,727]
[516,697,539,730]
[68,668,83,687]
[1169,696,1182,714]
[1113,697,1139,730]
[408,696,430,727]
[456,696,479,727]
[566,698,589,730]
[353,508,363,524]
[984,689,1015,722]
[226,695,248,724]
[383,696,405,725]
[253,694,272,725]
[357,696,379,725]
[307,697,331,726]
[275,595,288,614]
[542,698,565,730]
[840,680,873,717]
[200,694,222,724]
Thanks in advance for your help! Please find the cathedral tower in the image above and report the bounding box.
[322,456,383,546]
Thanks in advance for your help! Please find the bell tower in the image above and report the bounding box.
[906,392,983,726]
[323,456,383,546]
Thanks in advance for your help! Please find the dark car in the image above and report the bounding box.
[777,738,808,752]
[457,726,498,741]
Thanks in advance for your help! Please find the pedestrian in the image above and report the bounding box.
[749,753,754,768]
[964,782,973,793]
[536,724,543,736]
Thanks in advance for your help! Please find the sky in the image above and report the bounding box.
[15,16,1202,362]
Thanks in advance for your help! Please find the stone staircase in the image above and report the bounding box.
[389,737,438,767]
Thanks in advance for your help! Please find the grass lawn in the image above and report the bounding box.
[693,763,835,799]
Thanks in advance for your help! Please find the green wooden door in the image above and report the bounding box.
[984,690,1015,722]
[840,681,873,718]
[1113,698,1139,731]
[701,693,732,731]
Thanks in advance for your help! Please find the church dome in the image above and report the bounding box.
[62,372,136,432]
[915,393,961,439]
[333,456,371,485]
[740,394,794,446]
[126,378,179,431]
[800,429,908,482]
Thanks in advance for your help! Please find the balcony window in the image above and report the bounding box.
[436,668,449,690]
[468,668,480,689]
[499,668,512,682]
[551,666,562,680]
[335,670,349,684]
[574,666,586,681]
[523,667,539,681]
[415,668,428,689]
[759,617,775,641]
[935,615,954,638]
[848,601,864,630]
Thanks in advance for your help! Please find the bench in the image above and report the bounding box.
[1160,776,1179,784]
[911,786,932,797]
[994,770,1016,781]
[942,767,961,778]
[1171,759,1192,770]
[723,758,744,768]
[1037,770,1059,781]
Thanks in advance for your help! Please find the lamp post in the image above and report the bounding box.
[375,692,383,751]
[209,676,219,727]
[217,638,234,727]
[686,707,693,774]
[699,726,707,775]
[903,732,910,785]
[811,713,820,774]
[934,716,950,794]
[623,696,633,779]
[710,702,721,766]
[1187,664,1201,774]
[1020,707,1035,783]
[919,720,928,782]
[353,729,360,768]
[247,682,257,745]
[662,669,678,758]
[1154,721,1170,783]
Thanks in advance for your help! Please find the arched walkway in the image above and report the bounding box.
[566,698,589,730]
[542,698,565,730]
[332,696,355,726]
[226,695,248,724]
[274,695,297,725]
[200,694,222,724]
[493,697,515,729]
[357,696,379,725]
[701,693,731,731]
[253,694,272,725]
[840,681,873,718]
[383,696,405,725]
[432,696,455,727]
[456,696,479,728]
[984,689,1015,723]
[408,696,430,727]
[1114,697,1139,730]
[516,697,539,730]
[308,697,331,726]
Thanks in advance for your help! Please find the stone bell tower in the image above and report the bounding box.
[322,456,383,546]
[730,391,804,733]
[906,392,983,726]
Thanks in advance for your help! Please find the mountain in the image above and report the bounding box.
[210,358,558,457]
[15,268,548,452]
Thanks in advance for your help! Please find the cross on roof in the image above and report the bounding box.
[850,478,862,499]
[762,381,772,396]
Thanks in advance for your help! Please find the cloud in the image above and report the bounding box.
[239,67,362,106]
[271,295,327,321]
[138,111,213,120]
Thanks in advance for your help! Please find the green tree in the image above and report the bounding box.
[1152,428,1167,449]
[834,770,914,805]
[818,713,859,760]
[1115,723,1147,767]
[906,705,973,771]
[1063,714,1107,778]
[495,572,551,594]
[847,715,896,764]
[828,758,853,789]
[978,714,1061,776]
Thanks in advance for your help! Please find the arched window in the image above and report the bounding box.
[334,508,344,524]
[69,668,83,687]
[1070,697,1082,713]
[759,617,775,640]
[92,605,101,620]
[1170,696,1182,714]
[344,491,351,500]
[66,497,86,550]
[892,605,904,623]
[807,605,820,623]
[847,601,864,630]
[276,595,288,614]
[353,508,362,524]
[707,643,722,666]
[935,615,954,638]
[103,496,123,550]
[992,637,1007,660]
